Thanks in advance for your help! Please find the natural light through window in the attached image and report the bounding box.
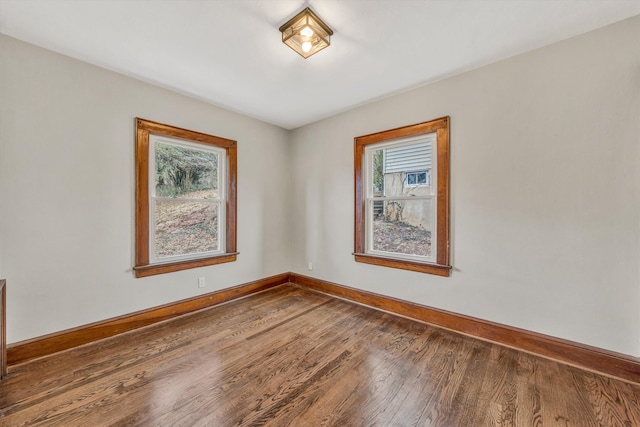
[134,118,237,278]
[150,137,225,262]
[365,135,437,263]
[354,117,451,276]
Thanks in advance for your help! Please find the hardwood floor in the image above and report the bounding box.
[1,285,639,426]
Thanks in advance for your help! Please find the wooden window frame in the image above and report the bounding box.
[134,118,237,278]
[354,116,451,277]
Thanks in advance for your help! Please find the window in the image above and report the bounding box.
[405,171,429,187]
[134,118,237,277]
[354,117,451,276]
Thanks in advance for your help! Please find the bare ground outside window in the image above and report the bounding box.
[372,218,431,257]
[154,190,219,258]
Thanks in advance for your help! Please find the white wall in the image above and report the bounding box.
[2,16,639,358]
[289,16,640,357]
[0,35,291,343]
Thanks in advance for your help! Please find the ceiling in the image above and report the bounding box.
[1,1,639,130]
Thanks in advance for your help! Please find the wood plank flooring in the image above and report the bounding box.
[0,284,639,426]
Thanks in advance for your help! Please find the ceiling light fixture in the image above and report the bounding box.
[279,7,333,59]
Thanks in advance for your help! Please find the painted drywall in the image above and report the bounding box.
[289,16,640,357]
[0,34,291,343]
[1,16,639,359]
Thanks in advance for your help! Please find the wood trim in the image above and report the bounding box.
[7,273,289,366]
[435,125,450,267]
[227,143,238,253]
[134,118,238,277]
[136,118,237,148]
[355,117,449,145]
[354,117,451,276]
[8,272,640,384]
[0,280,6,379]
[353,253,451,276]
[289,273,640,384]
[135,125,150,267]
[353,140,365,254]
[133,253,238,278]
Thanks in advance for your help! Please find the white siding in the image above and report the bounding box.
[384,141,432,173]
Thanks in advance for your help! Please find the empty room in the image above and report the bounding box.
[0,0,639,425]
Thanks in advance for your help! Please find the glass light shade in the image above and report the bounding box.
[279,7,333,59]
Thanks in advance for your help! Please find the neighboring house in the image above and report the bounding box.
[380,139,434,229]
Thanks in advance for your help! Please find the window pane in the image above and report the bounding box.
[370,198,434,258]
[154,200,219,259]
[371,148,385,196]
[372,140,432,196]
[355,118,449,275]
[155,142,218,199]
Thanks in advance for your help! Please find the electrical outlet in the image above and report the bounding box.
[198,277,206,288]
[308,261,313,271]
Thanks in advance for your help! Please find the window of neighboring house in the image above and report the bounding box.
[405,171,429,187]
[354,116,451,276]
[134,118,237,278]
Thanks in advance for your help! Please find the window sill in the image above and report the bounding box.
[353,253,451,277]
[134,253,238,278]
